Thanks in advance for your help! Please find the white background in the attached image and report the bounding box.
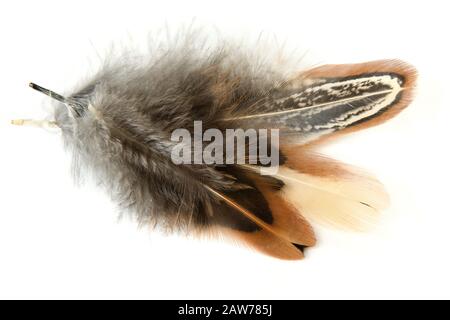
[0,0,449,299]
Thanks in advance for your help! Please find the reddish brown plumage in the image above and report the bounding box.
[215,60,417,259]
[299,60,417,146]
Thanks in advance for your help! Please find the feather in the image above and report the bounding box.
[16,33,417,260]
[225,59,417,146]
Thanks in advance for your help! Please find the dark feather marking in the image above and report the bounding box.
[213,166,278,232]
[292,243,307,253]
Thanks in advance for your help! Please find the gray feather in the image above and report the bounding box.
[53,35,287,233]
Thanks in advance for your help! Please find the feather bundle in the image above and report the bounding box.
[18,33,417,260]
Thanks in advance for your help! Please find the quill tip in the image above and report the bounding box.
[10,119,59,129]
[28,82,67,105]
[11,119,25,126]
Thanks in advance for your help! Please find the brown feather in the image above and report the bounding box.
[295,59,417,146]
